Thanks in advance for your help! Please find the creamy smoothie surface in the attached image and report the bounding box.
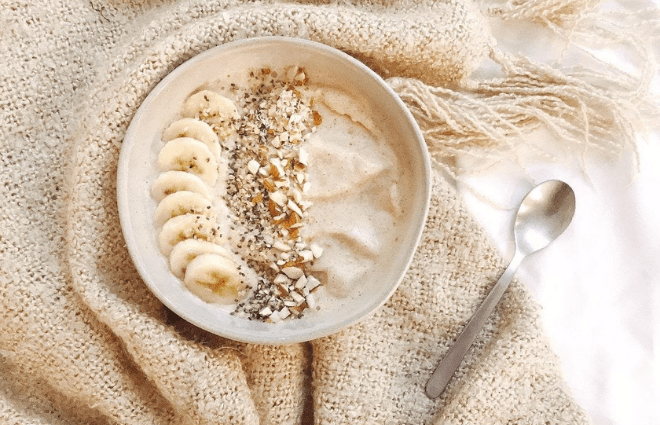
[151,66,408,321]
[303,89,404,298]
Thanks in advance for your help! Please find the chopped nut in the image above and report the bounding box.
[252,192,263,204]
[269,158,285,178]
[268,200,280,218]
[273,273,290,284]
[269,191,287,207]
[278,307,291,319]
[289,305,305,315]
[305,293,316,309]
[299,250,314,263]
[310,243,324,258]
[287,200,304,217]
[273,241,291,252]
[298,147,309,165]
[291,291,305,304]
[271,135,281,148]
[306,275,320,291]
[282,266,304,279]
[277,283,290,296]
[294,275,307,289]
[263,178,276,192]
[312,110,322,126]
[269,164,281,179]
[292,189,303,204]
[247,159,260,174]
[289,216,304,232]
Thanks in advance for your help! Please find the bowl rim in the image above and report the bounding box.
[117,36,432,344]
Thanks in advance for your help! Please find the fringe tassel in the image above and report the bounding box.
[482,0,600,27]
[389,2,659,179]
[558,6,660,100]
[388,47,653,178]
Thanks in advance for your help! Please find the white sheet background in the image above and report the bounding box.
[454,2,659,424]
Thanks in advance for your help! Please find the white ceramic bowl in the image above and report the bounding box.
[117,37,431,344]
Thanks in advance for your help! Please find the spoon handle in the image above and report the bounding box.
[425,253,524,399]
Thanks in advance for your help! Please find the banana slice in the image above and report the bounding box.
[154,191,215,227]
[156,137,218,185]
[162,119,221,160]
[182,90,238,127]
[158,213,218,256]
[169,239,232,279]
[184,253,243,302]
[151,171,211,202]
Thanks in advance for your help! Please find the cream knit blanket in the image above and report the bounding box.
[2,0,654,423]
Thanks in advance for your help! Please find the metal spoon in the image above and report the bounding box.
[425,179,576,399]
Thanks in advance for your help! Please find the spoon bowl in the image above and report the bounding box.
[425,180,576,398]
[514,181,576,257]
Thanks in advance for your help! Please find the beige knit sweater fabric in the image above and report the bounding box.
[3,0,644,423]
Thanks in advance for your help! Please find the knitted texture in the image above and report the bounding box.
[0,0,613,423]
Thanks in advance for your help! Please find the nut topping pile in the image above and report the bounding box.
[222,67,326,321]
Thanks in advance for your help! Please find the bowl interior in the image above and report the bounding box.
[117,37,431,344]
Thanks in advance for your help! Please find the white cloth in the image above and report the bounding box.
[458,3,660,423]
